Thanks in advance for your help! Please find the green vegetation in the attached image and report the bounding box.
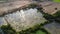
[1,24,17,34]
[43,13,54,22]
[36,30,46,34]
[19,23,50,34]
[0,4,51,34]
[19,3,37,10]
[37,6,54,22]
[53,0,60,2]
[52,10,60,22]
[0,22,50,34]
[27,3,37,8]
[53,10,60,18]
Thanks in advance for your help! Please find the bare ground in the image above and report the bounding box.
[0,1,32,15]
[40,2,60,15]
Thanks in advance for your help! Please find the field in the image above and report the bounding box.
[36,30,46,34]
[53,0,60,2]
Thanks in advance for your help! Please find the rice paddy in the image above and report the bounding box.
[53,0,60,2]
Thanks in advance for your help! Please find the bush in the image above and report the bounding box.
[1,24,17,34]
[43,13,54,19]
[52,10,60,22]
[0,23,50,34]
[28,3,37,8]
[53,10,60,18]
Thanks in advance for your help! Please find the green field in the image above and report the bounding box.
[36,30,46,34]
[53,0,60,2]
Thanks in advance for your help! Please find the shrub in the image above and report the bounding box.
[53,10,60,18]
[1,24,17,34]
[28,3,37,8]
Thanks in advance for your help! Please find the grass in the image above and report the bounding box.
[36,30,46,34]
[53,0,60,2]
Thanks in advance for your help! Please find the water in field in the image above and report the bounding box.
[44,21,60,34]
[0,8,46,31]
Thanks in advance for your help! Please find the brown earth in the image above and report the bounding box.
[0,1,32,16]
[0,1,60,16]
[39,2,60,15]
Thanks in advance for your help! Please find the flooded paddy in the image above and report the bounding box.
[0,8,46,32]
[44,21,60,34]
